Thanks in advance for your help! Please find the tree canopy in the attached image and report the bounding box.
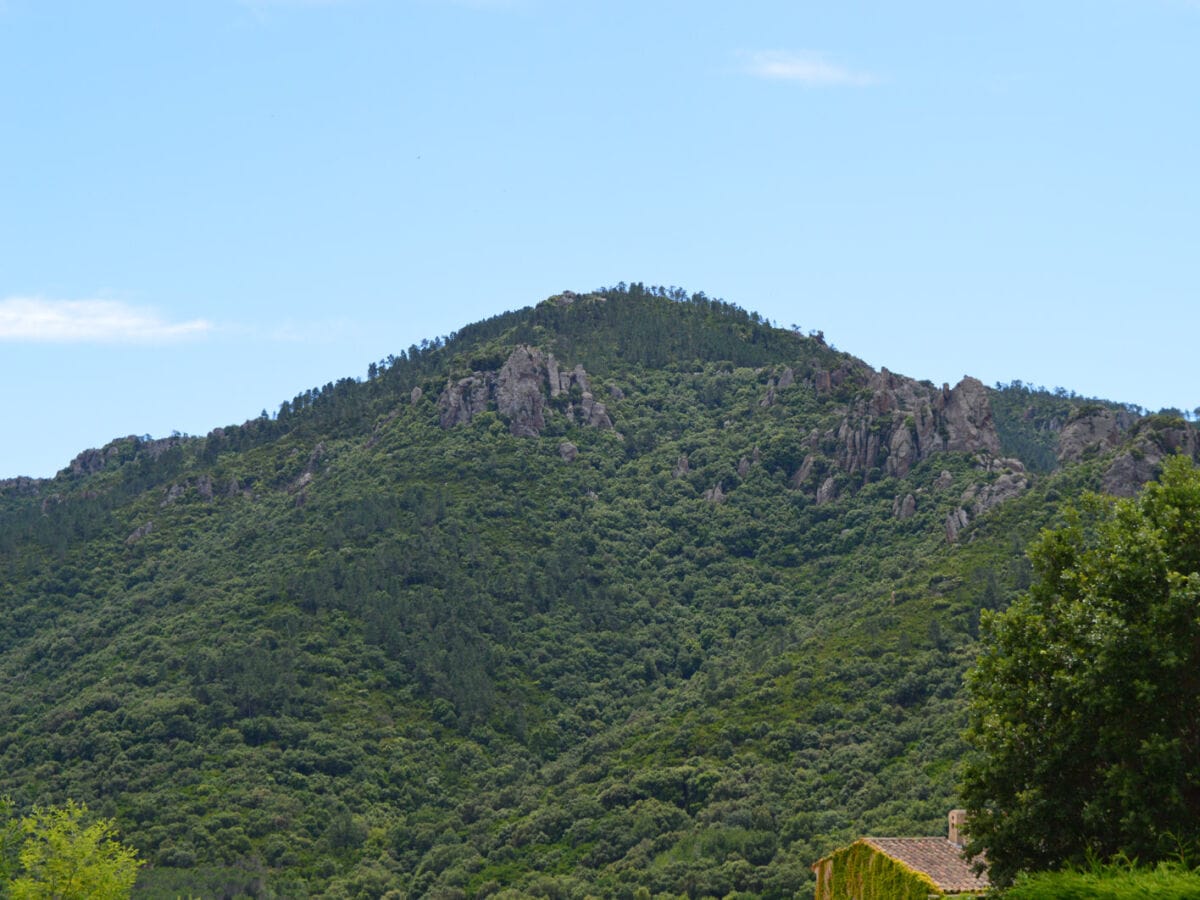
[962,454,1200,884]
[0,800,140,900]
[1,288,1189,894]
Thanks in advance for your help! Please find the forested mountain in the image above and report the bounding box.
[1,286,1194,899]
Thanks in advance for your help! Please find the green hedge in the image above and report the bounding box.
[1002,863,1200,899]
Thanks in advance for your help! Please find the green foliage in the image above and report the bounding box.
[0,288,1163,896]
[815,841,941,900]
[2,800,141,900]
[1000,860,1200,900]
[0,799,21,890]
[962,455,1200,884]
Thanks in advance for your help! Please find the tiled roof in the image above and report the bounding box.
[863,837,990,894]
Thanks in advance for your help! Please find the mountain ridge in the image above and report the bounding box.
[1,285,1193,898]
[2,286,1158,496]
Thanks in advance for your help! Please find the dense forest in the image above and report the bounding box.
[0,286,1194,898]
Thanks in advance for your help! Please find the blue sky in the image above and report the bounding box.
[2,0,1197,478]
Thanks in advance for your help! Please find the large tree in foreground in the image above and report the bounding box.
[1,800,141,900]
[961,454,1200,885]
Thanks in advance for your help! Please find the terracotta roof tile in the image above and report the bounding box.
[863,837,989,894]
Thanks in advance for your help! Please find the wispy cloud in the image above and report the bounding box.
[742,51,877,86]
[0,297,212,344]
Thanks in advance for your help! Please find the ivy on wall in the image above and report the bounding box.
[814,840,942,900]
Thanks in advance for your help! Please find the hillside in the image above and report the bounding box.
[1,285,1193,899]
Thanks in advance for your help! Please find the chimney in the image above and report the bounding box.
[948,809,968,847]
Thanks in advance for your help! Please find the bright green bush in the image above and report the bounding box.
[1001,862,1200,899]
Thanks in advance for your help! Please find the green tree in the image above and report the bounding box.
[961,454,1200,884]
[0,798,21,890]
[5,801,141,900]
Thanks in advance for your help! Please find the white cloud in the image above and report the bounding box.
[742,51,877,86]
[0,297,212,344]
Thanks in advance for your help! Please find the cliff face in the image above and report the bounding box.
[438,346,613,437]
[790,368,1003,496]
[1102,417,1198,497]
[1057,407,1140,463]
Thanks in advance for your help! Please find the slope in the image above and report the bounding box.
[0,285,1191,899]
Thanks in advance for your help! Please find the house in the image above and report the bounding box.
[811,810,989,899]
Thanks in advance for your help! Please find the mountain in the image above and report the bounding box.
[1,284,1193,899]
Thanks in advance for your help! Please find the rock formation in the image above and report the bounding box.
[1102,418,1198,497]
[125,521,154,545]
[816,476,838,506]
[1057,407,1137,462]
[438,374,493,429]
[495,347,547,437]
[437,346,615,438]
[893,493,917,520]
[813,370,1002,484]
[0,477,42,497]
[945,507,970,543]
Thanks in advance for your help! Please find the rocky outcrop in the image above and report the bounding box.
[579,392,613,430]
[673,455,690,478]
[940,377,1000,455]
[558,441,578,462]
[69,447,114,476]
[974,472,1027,516]
[790,453,820,490]
[945,507,970,543]
[70,434,188,477]
[893,493,916,520]
[305,442,326,473]
[1057,407,1136,462]
[125,521,154,545]
[760,367,799,408]
[941,458,1030,542]
[815,477,838,506]
[496,347,546,437]
[0,476,42,498]
[813,365,855,396]
[703,484,726,504]
[438,374,493,428]
[1101,454,1154,498]
[437,346,615,437]
[1102,419,1198,497]
[819,372,1001,482]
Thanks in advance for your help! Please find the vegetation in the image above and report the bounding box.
[0,799,141,899]
[989,381,1138,473]
[813,841,939,900]
[999,860,1200,900]
[0,286,1192,896]
[962,455,1200,885]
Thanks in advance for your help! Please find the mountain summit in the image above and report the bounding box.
[0,285,1190,898]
